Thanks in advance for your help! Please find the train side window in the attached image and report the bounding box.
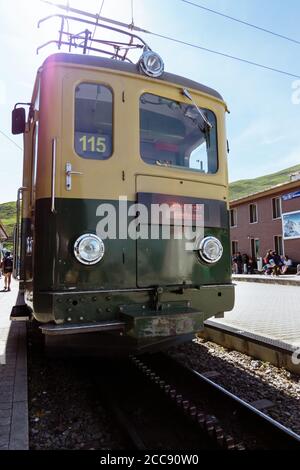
[140,93,218,174]
[74,83,113,160]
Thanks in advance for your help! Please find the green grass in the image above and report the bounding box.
[229,164,300,201]
[0,201,16,240]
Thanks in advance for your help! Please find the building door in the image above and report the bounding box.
[231,240,238,255]
[274,235,283,255]
[250,238,260,260]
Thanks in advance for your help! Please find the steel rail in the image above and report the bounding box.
[135,353,300,450]
[191,366,300,445]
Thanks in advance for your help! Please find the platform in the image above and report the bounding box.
[232,274,300,286]
[0,278,28,450]
[202,281,300,375]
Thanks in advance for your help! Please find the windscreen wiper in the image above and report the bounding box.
[182,88,213,130]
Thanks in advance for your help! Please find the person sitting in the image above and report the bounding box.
[281,255,293,274]
[263,250,273,275]
[270,251,282,276]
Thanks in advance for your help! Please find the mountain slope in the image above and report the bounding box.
[229,164,300,201]
[0,201,16,238]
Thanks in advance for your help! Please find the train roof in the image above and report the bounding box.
[42,53,224,102]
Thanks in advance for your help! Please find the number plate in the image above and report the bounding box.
[75,132,112,159]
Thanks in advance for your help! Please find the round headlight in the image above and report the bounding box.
[139,50,164,78]
[74,234,105,265]
[198,236,223,264]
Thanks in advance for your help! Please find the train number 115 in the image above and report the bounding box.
[79,135,106,153]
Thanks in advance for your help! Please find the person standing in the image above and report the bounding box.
[236,252,243,274]
[247,257,255,274]
[242,253,249,274]
[232,254,238,274]
[1,251,13,291]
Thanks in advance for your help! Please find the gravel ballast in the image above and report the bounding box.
[28,321,300,448]
[168,338,300,434]
[27,325,126,450]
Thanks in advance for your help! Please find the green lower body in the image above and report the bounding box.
[33,283,234,340]
[22,196,234,349]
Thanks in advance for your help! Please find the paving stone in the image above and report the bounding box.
[13,374,27,402]
[0,417,11,426]
[0,280,28,450]
[9,401,28,450]
[0,379,14,386]
[0,385,14,394]
[0,369,15,379]
[0,409,11,419]
[0,403,12,410]
[0,425,10,437]
[0,394,13,404]
[207,282,300,350]
[0,437,9,447]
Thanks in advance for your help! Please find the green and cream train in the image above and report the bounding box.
[12,42,234,352]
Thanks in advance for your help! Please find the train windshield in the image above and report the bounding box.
[140,93,218,174]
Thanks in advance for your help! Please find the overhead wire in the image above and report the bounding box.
[181,0,300,46]
[88,0,105,54]
[0,130,23,151]
[40,0,300,79]
[147,29,300,79]
[130,0,134,27]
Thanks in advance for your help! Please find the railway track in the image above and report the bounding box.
[130,352,300,450]
[29,318,300,450]
[92,351,300,450]
[92,353,300,451]
[92,357,218,450]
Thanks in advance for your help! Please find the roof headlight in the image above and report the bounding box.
[74,234,105,265]
[138,50,164,78]
[198,236,223,264]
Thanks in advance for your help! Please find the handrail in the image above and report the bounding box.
[13,186,28,280]
[51,138,57,213]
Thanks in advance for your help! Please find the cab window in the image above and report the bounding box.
[74,83,113,159]
[140,93,218,174]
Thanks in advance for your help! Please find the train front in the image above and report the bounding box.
[21,50,234,353]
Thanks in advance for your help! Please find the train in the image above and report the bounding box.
[11,6,234,354]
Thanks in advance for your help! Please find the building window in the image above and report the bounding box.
[230,208,237,227]
[250,238,260,260]
[272,197,281,219]
[274,235,283,256]
[249,203,258,223]
[231,241,238,254]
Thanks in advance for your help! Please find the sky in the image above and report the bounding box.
[0,0,300,203]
